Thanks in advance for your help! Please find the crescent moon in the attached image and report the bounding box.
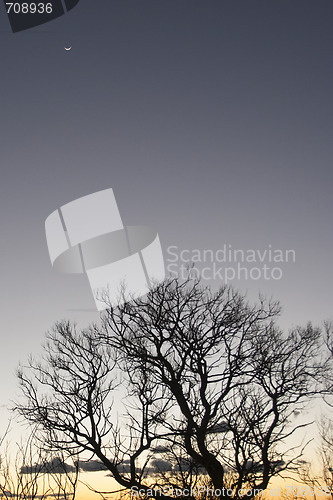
[64,46,72,51]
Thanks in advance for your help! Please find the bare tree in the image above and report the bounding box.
[15,277,327,500]
[298,323,333,500]
[0,426,79,499]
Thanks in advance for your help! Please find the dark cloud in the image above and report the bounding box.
[173,459,206,473]
[105,459,172,477]
[272,460,285,471]
[20,457,76,475]
[152,446,170,454]
[105,460,135,476]
[150,459,173,472]
[207,422,230,434]
[75,459,108,472]
[242,460,284,473]
[296,459,308,465]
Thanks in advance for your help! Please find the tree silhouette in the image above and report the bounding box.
[0,426,79,499]
[16,277,326,500]
[298,322,333,499]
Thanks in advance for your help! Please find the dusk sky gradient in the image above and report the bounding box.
[0,0,333,433]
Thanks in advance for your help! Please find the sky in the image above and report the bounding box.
[0,0,333,488]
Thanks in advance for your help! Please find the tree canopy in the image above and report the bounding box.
[16,277,328,500]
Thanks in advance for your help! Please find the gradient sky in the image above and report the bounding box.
[0,0,332,468]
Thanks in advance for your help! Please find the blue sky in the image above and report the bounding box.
[0,0,332,437]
